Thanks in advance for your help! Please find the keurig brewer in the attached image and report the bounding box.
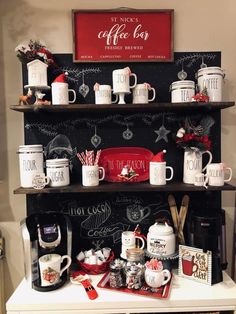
[188,209,226,284]
[21,212,72,291]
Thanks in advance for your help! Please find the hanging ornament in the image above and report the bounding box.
[200,56,207,68]
[154,114,171,143]
[122,124,133,140]
[79,71,89,98]
[91,126,101,148]
[177,62,187,80]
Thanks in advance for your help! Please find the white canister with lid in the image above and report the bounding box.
[18,144,44,188]
[197,66,225,101]
[170,80,195,103]
[147,222,175,256]
[46,158,70,187]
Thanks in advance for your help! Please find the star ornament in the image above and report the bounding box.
[154,125,171,143]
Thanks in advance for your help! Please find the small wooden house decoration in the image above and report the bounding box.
[27,59,48,86]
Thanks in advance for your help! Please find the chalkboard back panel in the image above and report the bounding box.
[22,51,223,260]
[26,191,221,259]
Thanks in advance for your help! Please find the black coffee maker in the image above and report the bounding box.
[21,212,72,291]
[188,209,226,284]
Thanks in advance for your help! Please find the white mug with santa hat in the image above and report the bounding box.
[149,150,174,185]
[51,72,76,105]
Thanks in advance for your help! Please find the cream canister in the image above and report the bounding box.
[18,144,44,188]
[147,222,175,256]
[46,158,70,187]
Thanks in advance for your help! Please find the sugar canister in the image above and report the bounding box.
[46,158,70,187]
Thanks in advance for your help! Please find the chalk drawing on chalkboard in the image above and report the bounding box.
[154,114,171,143]
[79,71,90,98]
[126,204,150,223]
[175,53,217,68]
[92,239,105,251]
[123,125,134,140]
[44,134,77,168]
[91,126,102,148]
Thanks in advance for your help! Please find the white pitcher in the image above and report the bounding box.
[183,149,212,184]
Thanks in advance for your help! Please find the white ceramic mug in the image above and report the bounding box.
[149,162,174,185]
[39,253,71,287]
[94,84,118,104]
[51,82,76,105]
[132,83,156,104]
[32,173,50,189]
[112,67,137,93]
[82,165,105,186]
[145,267,171,288]
[194,172,208,187]
[206,163,232,186]
[121,231,145,259]
[121,231,145,248]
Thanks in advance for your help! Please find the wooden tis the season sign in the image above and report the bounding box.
[72,9,174,62]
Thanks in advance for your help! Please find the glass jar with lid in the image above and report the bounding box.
[125,248,145,290]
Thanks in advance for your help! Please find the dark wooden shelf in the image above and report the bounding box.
[13,182,236,195]
[10,102,235,113]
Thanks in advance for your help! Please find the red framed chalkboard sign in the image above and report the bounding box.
[72,8,174,63]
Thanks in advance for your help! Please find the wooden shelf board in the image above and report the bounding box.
[13,182,236,195]
[10,102,235,113]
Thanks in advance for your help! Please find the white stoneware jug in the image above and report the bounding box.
[183,149,212,184]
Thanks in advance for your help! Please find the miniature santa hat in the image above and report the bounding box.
[152,150,167,162]
[53,72,68,83]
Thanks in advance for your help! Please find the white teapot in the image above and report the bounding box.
[147,222,175,256]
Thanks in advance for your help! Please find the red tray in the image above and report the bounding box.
[97,272,172,299]
[99,147,154,182]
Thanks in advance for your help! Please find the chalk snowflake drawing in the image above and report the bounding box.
[175,53,217,68]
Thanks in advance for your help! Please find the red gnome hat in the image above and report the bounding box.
[53,72,68,83]
[152,150,167,162]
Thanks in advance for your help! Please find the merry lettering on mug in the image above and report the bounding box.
[93,83,118,104]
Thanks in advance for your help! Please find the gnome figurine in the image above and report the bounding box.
[149,150,174,186]
[51,72,76,105]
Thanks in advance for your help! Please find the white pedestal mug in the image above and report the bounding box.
[112,68,137,93]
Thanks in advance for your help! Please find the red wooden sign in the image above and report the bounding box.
[72,9,174,63]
